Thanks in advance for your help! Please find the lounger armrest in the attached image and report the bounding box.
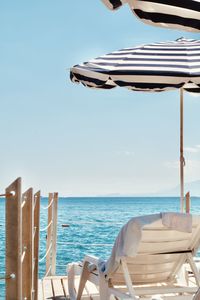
[83,255,105,272]
[83,255,100,265]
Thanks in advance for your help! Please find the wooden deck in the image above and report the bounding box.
[38,275,100,299]
[38,274,198,300]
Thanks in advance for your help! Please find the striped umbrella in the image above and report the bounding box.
[101,0,200,32]
[70,37,200,211]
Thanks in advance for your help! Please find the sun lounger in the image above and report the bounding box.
[68,212,200,299]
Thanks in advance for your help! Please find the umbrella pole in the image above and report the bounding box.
[180,88,184,212]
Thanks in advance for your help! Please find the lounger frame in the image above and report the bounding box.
[68,215,200,300]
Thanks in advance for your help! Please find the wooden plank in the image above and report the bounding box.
[44,275,68,280]
[118,261,176,274]
[141,231,191,241]
[138,240,190,253]
[113,271,172,284]
[51,192,58,275]
[22,188,33,300]
[126,253,182,264]
[186,192,190,213]
[62,278,69,298]
[52,278,66,299]
[42,278,53,299]
[46,193,53,276]
[6,177,22,300]
[33,191,40,300]
[42,276,100,300]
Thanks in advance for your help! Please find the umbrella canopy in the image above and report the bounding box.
[71,38,200,92]
[70,37,200,211]
[101,0,200,32]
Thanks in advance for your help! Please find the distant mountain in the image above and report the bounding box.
[157,180,200,197]
[96,193,122,197]
[65,180,200,198]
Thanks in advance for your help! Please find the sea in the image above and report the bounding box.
[0,196,200,299]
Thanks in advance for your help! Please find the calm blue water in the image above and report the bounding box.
[0,197,200,298]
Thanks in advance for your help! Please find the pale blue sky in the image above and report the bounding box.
[1,1,200,196]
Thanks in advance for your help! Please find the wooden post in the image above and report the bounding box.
[51,193,58,275]
[185,191,190,213]
[6,178,22,300]
[46,193,53,276]
[180,88,185,212]
[33,191,40,300]
[22,188,33,300]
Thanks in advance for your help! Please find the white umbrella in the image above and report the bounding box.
[101,0,200,32]
[70,37,200,211]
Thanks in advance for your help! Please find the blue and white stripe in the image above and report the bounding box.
[101,0,200,32]
[70,38,200,92]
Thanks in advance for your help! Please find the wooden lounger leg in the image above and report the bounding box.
[77,261,91,300]
[68,263,77,300]
[193,287,200,300]
[99,273,110,300]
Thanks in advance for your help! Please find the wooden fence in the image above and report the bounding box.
[45,192,58,277]
[3,178,59,299]
[5,177,40,299]
[0,177,59,299]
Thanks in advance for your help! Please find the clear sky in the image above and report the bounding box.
[1,1,200,196]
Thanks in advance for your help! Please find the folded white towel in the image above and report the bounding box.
[162,212,192,233]
[102,214,161,278]
[101,212,193,279]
